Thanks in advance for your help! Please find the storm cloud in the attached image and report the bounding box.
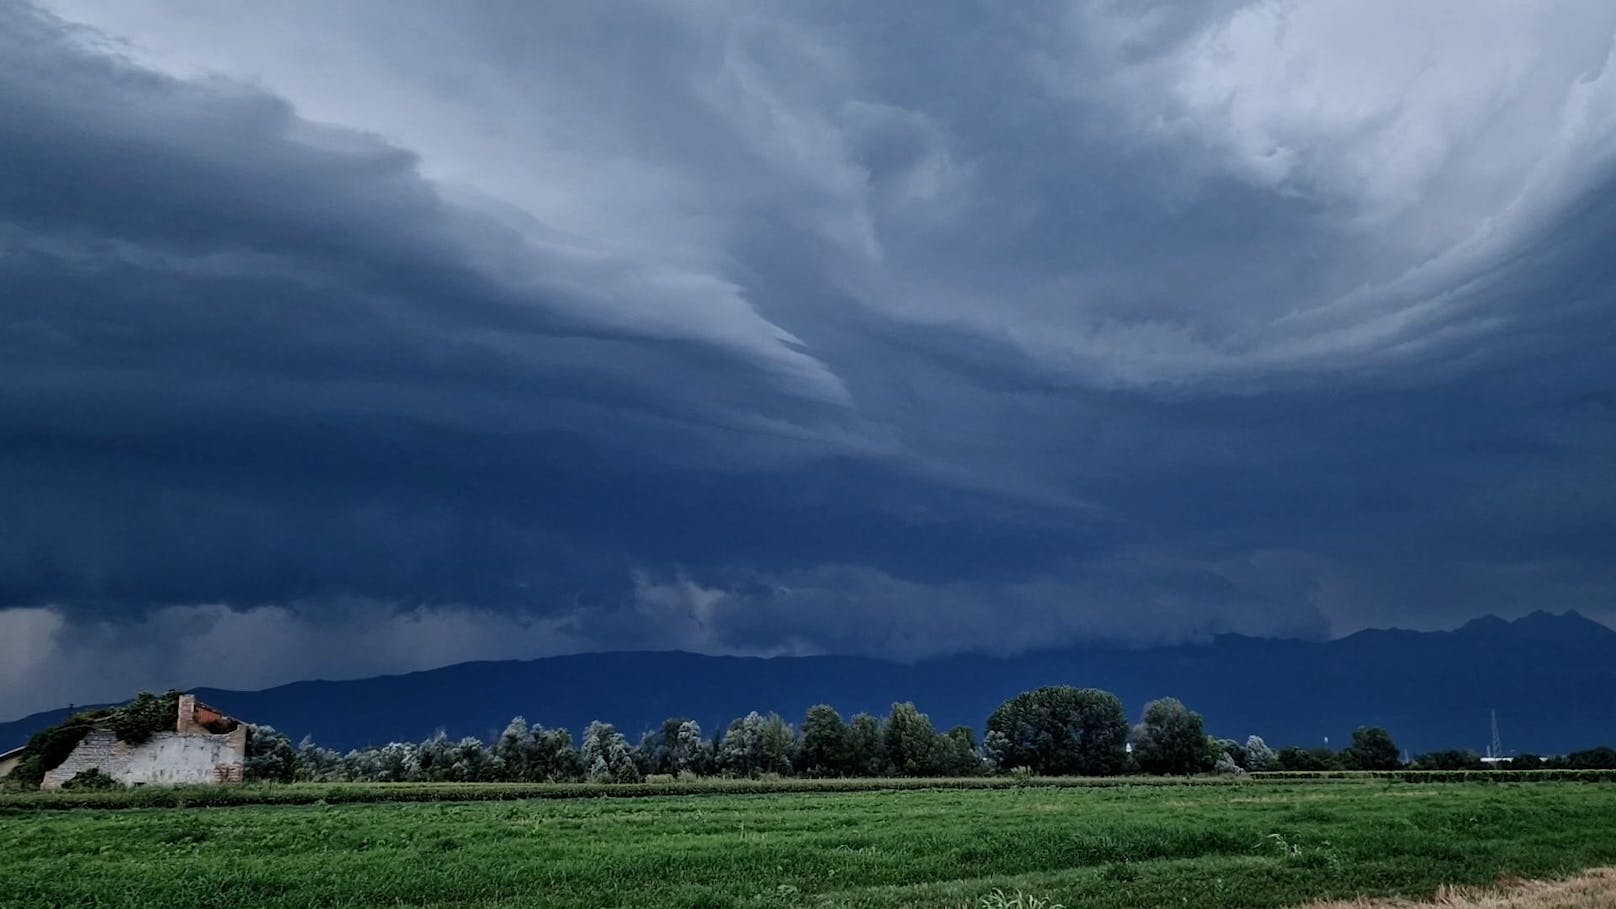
[4,0,1616,717]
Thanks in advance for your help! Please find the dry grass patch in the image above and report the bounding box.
[1302,869,1616,908]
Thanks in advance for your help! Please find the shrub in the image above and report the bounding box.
[60,769,122,791]
[10,716,100,787]
[109,691,182,745]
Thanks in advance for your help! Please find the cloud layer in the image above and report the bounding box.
[3,0,1616,717]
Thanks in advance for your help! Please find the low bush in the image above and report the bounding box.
[59,769,122,792]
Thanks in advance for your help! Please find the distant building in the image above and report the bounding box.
[0,745,25,780]
[40,694,247,790]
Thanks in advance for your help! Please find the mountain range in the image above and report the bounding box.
[4,611,1613,756]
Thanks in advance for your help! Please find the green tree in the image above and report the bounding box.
[494,717,537,781]
[531,726,584,782]
[581,721,641,783]
[883,702,944,776]
[416,731,456,781]
[1275,745,1332,771]
[110,690,183,744]
[344,742,419,781]
[1410,749,1483,771]
[1203,736,1238,773]
[757,713,797,774]
[717,712,795,777]
[845,713,884,777]
[669,720,706,776]
[1244,735,1277,771]
[1131,698,1212,775]
[296,737,345,782]
[936,725,985,776]
[1213,737,1247,769]
[1342,726,1402,770]
[244,725,298,783]
[1565,746,1616,770]
[799,705,850,777]
[984,686,1129,776]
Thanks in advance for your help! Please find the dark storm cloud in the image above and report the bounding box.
[4,0,1616,715]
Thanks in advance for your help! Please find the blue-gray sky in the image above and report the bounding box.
[4,0,1616,718]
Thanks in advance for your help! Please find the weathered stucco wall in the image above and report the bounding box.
[40,723,247,790]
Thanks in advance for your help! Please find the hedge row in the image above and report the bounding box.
[0,774,1324,810]
[1251,769,1616,784]
[5,769,1614,811]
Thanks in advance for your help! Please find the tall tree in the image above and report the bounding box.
[633,717,697,776]
[800,705,850,777]
[1342,726,1402,770]
[581,721,640,783]
[669,720,706,776]
[1131,698,1212,775]
[718,712,795,777]
[845,713,884,777]
[296,736,345,782]
[936,725,985,776]
[882,702,942,776]
[984,686,1129,776]
[244,725,298,783]
[531,725,584,782]
[494,717,536,781]
[1244,735,1277,771]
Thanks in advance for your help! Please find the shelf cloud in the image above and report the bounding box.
[3,0,1616,717]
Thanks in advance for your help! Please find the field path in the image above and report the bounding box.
[1301,868,1616,908]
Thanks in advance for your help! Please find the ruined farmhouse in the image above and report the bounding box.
[0,745,24,780]
[40,694,247,789]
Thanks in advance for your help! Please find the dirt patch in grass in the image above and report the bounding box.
[1301,868,1616,908]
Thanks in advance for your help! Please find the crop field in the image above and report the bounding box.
[3,780,1615,908]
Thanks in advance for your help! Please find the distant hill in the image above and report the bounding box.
[4,611,1613,755]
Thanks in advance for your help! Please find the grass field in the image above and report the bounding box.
[3,780,1615,908]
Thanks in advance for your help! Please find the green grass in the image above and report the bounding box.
[2,781,1614,908]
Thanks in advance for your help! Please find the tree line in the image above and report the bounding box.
[236,686,1616,785]
[16,686,1615,789]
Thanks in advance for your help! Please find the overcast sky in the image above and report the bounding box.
[4,0,1616,719]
